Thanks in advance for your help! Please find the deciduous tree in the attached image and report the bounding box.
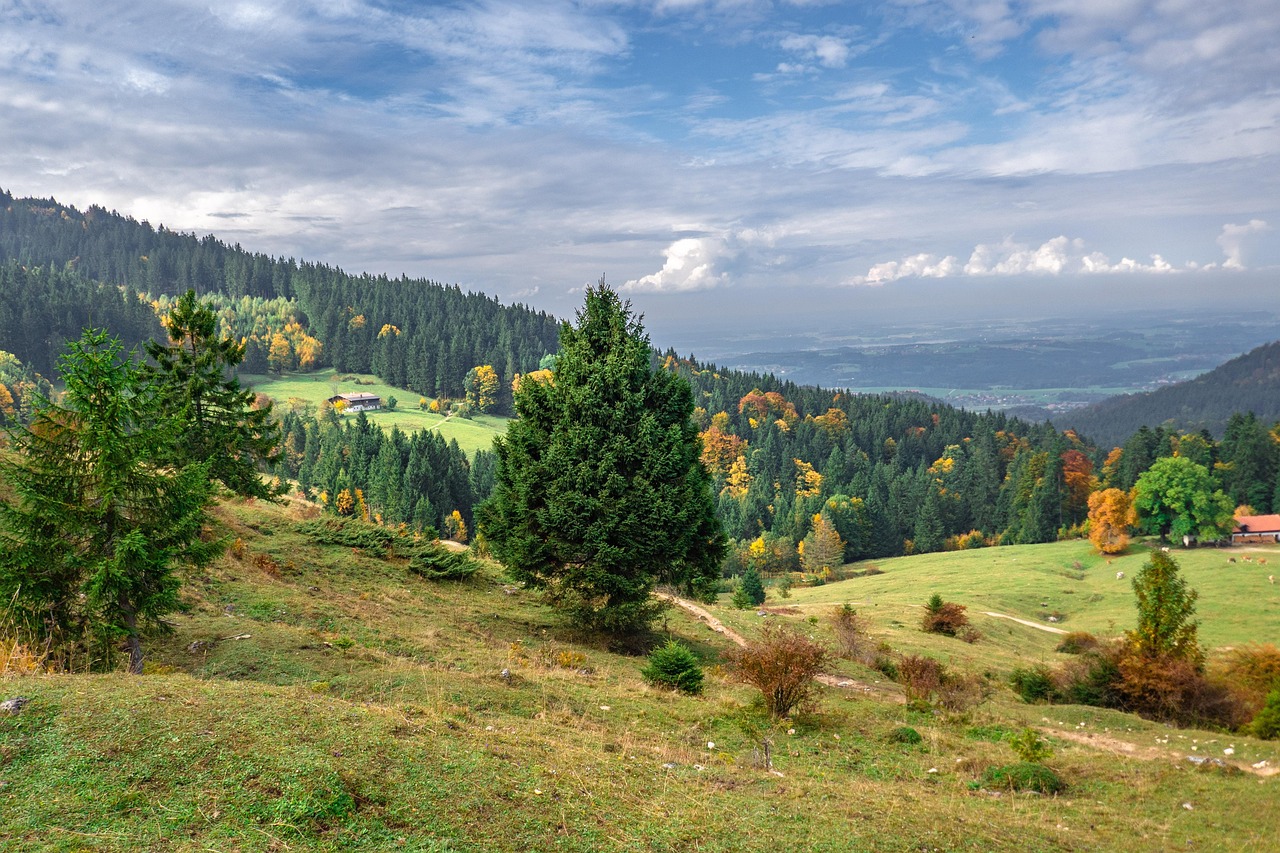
[1087,487,1136,554]
[1133,456,1234,542]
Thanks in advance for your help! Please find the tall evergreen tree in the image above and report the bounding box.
[145,290,282,499]
[0,330,218,673]
[480,282,726,634]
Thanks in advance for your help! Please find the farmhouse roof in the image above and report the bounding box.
[331,392,381,403]
[1233,514,1280,534]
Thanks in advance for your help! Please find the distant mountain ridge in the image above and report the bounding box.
[1062,340,1280,447]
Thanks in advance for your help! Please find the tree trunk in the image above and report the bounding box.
[121,604,143,674]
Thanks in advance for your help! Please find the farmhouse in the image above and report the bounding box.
[1231,514,1280,545]
[327,392,382,412]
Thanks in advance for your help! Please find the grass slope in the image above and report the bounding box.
[2,504,1278,852]
[241,369,509,457]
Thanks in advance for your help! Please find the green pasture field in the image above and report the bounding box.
[770,539,1279,653]
[241,369,509,456]
[2,500,1277,852]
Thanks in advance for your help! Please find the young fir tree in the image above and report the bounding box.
[145,290,282,499]
[0,330,219,673]
[733,564,767,609]
[1127,549,1203,667]
[480,282,726,634]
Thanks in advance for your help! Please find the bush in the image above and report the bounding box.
[641,640,704,694]
[828,603,873,663]
[921,594,969,636]
[1007,728,1053,763]
[1010,665,1057,703]
[1251,690,1280,740]
[1223,644,1280,696]
[1055,631,1100,655]
[897,654,945,709]
[980,763,1066,794]
[727,624,829,718]
[408,543,478,580]
[888,725,922,745]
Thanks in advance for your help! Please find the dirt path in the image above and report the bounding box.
[658,593,902,702]
[1050,729,1277,778]
[981,611,1069,635]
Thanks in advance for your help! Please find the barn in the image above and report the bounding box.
[327,392,382,412]
[1231,514,1280,545]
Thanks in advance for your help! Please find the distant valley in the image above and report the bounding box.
[685,314,1280,417]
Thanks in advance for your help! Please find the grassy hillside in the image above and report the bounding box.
[242,368,509,457]
[2,501,1278,851]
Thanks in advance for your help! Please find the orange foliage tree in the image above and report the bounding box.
[1087,487,1136,554]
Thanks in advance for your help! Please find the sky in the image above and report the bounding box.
[2,0,1278,349]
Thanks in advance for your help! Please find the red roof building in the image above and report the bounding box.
[1231,514,1280,544]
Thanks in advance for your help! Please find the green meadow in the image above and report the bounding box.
[2,500,1277,852]
[241,368,510,456]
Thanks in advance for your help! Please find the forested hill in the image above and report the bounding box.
[1061,340,1280,448]
[0,190,562,399]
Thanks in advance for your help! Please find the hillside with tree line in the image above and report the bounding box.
[4,190,1280,568]
[1061,339,1280,447]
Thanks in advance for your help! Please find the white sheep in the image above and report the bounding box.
[1116,571,1125,580]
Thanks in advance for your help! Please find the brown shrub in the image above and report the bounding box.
[1222,644,1280,697]
[897,654,945,707]
[922,599,970,637]
[1055,631,1100,655]
[252,552,281,578]
[828,604,875,664]
[1115,647,1252,728]
[727,624,829,719]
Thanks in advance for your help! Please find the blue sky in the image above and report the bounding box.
[2,0,1277,342]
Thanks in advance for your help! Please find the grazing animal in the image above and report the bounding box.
[1116,571,1125,580]
[1229,558,1237,563]
[1269,575,1274,584]
[1259,558,1268,565]
[1161,546,1170,553]
[1244,556,1254,563]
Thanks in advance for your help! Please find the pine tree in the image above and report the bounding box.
[0,330,218,673]
[733,564,767,609]
[145,290,282,499]
[480,282,726,634]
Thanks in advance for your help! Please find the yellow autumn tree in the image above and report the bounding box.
[444,509,468,543]
[1088,487,1136,554]
[464,365,499,413]
[795,459,823,498]
[723,455,753,499]
[801,513,845,576]
[267,333,293,373]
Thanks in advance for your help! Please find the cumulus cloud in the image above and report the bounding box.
[850,235,1188,285]
[622,235,734,293]
[1216,219,1271,269]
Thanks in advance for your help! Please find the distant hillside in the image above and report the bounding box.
[1062,340,1280,447]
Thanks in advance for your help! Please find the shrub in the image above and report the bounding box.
[921,594,969,636]
[1055,631,1099,655]
[897,654,945,709]
[408,543,478,580]
[1251,690,1280,740]
[980,763,1065,794]
[641,640,704,695]
[1010,665,1057,703]
[727,624,829,718]
[828,603,873,663]
[1007,728,1053,763]
[1053,645,1124,708]
[1223,644,1280,696]
[888,725,922,745]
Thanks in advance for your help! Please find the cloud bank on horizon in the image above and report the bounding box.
[0,0,1276,318]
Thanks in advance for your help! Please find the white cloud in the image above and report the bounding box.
[1216,219,1271,269]
[622,236,733,293]
[851,235,1193,285]
[779,33,852,69]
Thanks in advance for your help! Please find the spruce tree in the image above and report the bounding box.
[145,290,282,499]
[480,282,726,634]
[0,330,219,673]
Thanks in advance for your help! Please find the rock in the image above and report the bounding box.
[1,697,30,715]
[187,640,211,654]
